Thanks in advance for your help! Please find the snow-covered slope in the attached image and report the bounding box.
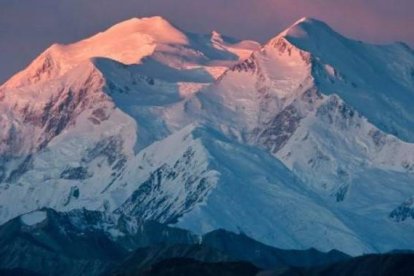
[0,16,258,152]
[0,16,413,256]
[188,16,414,204]
[180,17,414,253]
[4,122,413,255]
[283,18,414,143]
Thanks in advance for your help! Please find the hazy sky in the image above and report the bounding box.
[1,0,413,83]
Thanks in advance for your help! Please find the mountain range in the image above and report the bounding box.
[0,16,414,273]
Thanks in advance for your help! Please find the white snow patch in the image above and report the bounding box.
[21,211,47,226]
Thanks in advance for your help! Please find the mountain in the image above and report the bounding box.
[0,16,258,222]
[0,208,349,276]
[269,253,414,276]
[201,229,348,270]
[2,16,258,89]
[185,17,414,253]
[0,208,199,275]
[116,253,414,276]
[0,16,413,257]
[132,258,260,276]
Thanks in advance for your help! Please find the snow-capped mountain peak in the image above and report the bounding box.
[2,17,188,89]
[97,16,188,45]
[1,16,260,90]
[280,17,335,39]
[262,16,414,143]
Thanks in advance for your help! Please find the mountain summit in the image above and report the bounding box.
[0,17,413,256]
[103,16,188,44]
[279,17,337,42]
[263,16,414,143]
[2,16,257,89]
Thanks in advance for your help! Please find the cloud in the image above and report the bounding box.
[0,0,413,83]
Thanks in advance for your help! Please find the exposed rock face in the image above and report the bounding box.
[117,163,213,224]
[390,198,414,222]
